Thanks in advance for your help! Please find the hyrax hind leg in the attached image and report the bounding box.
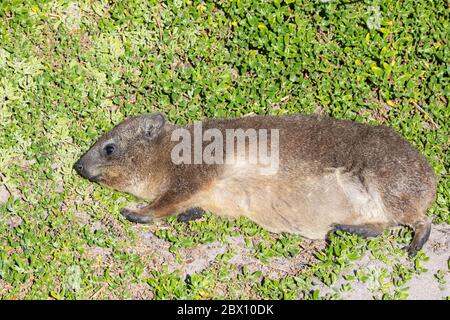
[330,219,431,256]
[393,192,434,256]
[405,217,431,256]
[330,222,389,239]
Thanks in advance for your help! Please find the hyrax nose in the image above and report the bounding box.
[74,161,84,175]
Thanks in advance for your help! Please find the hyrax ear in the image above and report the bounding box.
[142,113,165,140]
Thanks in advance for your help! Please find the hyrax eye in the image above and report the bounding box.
[104,143,117,156]
[145,125,154,137]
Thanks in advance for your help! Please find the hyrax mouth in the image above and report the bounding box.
[87,174,102,183]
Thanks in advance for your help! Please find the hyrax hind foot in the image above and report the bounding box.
[404,218,431,257]
[178,207,205,223]
[120,203,154,224]
[329,223,388,240]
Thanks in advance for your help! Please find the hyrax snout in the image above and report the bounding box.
[75,113,437,256]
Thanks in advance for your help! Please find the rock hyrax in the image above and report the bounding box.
[75,113,436,256]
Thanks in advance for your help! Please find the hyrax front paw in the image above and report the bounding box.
[178,207,205,223]
[120,206,153,224]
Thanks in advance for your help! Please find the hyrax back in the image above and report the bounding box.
[75,113,437,256]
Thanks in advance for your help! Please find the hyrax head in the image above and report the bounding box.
[74,113,166,193]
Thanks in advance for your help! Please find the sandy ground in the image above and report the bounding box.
[135,222,449,300]
[317,223,449,300]
[400,223,449,300]
[2,181,448,299]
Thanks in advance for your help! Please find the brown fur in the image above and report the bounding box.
[75,113,437,256]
